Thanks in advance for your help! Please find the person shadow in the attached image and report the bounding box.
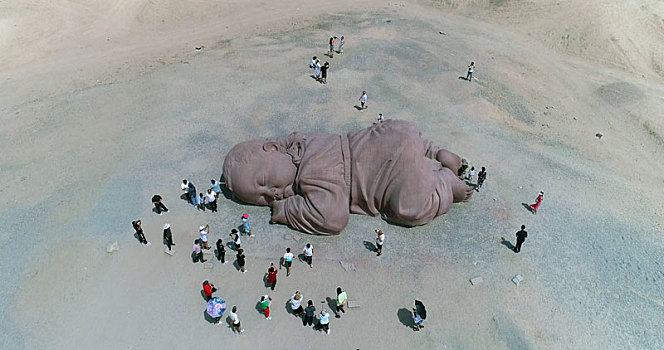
[133,233,143,243]
[297,253,305,263]
[226,241,237,252]
[353,105,363,111]
[397,308,414,329]
[203,309,220,324]
[179,193,189,203]
[255,301,267,316]
[363,240,377,253]
[500,237,515,251]
[325,297,338,317]
[200,289,208,301]
[522,203,534,213]
[284,299,294,315]
[310,74,318,81]
[458,76,469,81]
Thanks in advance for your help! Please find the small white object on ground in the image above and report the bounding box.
[106,241,119,253]
[348,300,361,308]
[512,274,523,285]
[164,248,175,256]
[469,276,484,285]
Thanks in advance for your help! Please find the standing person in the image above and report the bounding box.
[309,56,317,68]
[302,243,314,268]
[317,309,331,334]
[359,90,367,111]
[132,220,148,245]
[193,239,206,263]
[198,192,206,211]
[202,280,216,301]
[210,180,222,200]
[241,214,252,237]
[477,166,487,191]
[334,287,347,318]
[206,189,218,212]
[199,225,210,250]
[338,36,344,54]
[529,191,544,214]
[187,182,198,207]
[377,113,384,123]
[283,248,294,276]
[375,229,385,256]
[466,61,475,82]
[466,166,476,182]
[230,306,244,334]
[259,295,272,320]
[303,300,316,327]
[236,248,247,273]
[290,291,304,317]
[151,194,168,215]
[230,229,241,250]
[412,308,425,331]
[328,37,335,58]
[216,239,227,264]
[314,59,322,82]
[163,223,175,251]
[513,225,528,253]
[320,61,330,84]
[266,263,278,291]
[181,180,190,202]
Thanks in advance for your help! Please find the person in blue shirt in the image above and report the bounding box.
[412,308,424,331]
[187,182,198,207]
[317,309,330,334]
[211,179,222,198]
[241,214,252,236]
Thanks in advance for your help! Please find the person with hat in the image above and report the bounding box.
[317,309,331,334]
[290,291,304,317]
[163,223,175,251]
[199,224,210,250]
[241,214,252,236]
[259,294,272,320]
[132,220,149,245]
[375,229,385,256]
[529,191,544,214]
[151,194,168,215]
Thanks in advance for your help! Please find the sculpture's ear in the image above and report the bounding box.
[262,141,281,152]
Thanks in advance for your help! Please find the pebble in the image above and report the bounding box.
[106,241,119,253]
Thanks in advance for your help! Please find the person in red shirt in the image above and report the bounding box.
[202,280,216,301]
[529,191,544,214]
[265,263,278,291]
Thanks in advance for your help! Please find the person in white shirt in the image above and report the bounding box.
[181,180,190,201]
[359,90,368,111]
[315,60,322,82]
[290,291,304,317]
[375,229,385,256]
[205,188,217,212]
[466,166,476,183]
[302,243,314,268]
[283,247,294,276]
[310,56,317,68]
[317,309,330,334]
[466,61,475,82]
[230,306,244,334]
[199,225,210,250]
[229,229,241,250]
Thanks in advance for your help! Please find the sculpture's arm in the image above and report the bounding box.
[270,180,349,235]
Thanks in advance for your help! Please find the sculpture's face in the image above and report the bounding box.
[231,146,297,206]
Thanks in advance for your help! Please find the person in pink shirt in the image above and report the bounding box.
[193,239,206,263]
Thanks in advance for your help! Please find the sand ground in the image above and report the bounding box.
[2,1,664,349]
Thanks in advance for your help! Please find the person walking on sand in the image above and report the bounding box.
[337,36,344,54]
[151,194,168,215]
[230,306,244,334]
[266,263,278,291]
[359,90,367,111]
[375,229,385,256]
[181,180,191,202]
[205,188,218,212]
[413,308,425,331]
[198,192,206,211]
[334,287,347,318]
[317,309,331,334]
[310,56,317,68]
[377,113,384,123]
[202,280,217,301]
[530,191,544,214]
[283,247,294,276]
[513,225,528,253]
[236,248,247,273]
[187,182,198,207]
[132,220,149,245]
[303,243,314,268]
[216,239,227,264]
[314,59,322,82]
[303,300,316,327]
[241,214,252,237]
[328,37,335,58]
[466,166,476,182]
[193,239,206,263]
[210,179,222,199]
[229,228,241,250]
[320,61,330,84]
[199,225,210,250]
[466,61,475,82]
[163,223,175,250]
[476,166,487,191]
[291,291,304,317]
[260,294,272,320]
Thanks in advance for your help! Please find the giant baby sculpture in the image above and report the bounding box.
[223,120,473,235]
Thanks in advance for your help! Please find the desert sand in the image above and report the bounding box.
[1,0,664,349]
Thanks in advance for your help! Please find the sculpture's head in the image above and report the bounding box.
[223,140,297,206]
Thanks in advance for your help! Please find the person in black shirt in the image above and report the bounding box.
[236,248,247,274]
[163,223,175,250]
[216,239,227,264]
[151,194,168,215]
[320,62,330,84]
[513,225,527,253]
[132,220,148,245]
[303,300,316,327]
[476,166,487,191]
